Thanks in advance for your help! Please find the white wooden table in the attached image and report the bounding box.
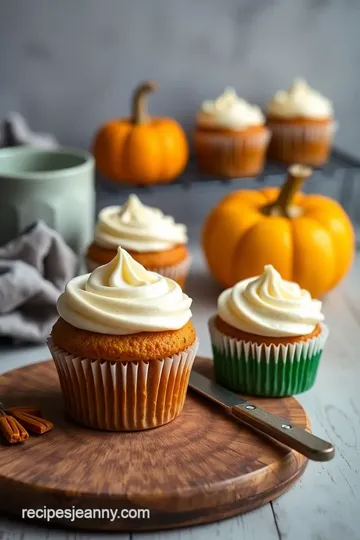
[0,247,359,540]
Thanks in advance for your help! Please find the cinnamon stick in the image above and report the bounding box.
[0,415,29,443]
[10,411,53,435]
[7,406,42,418]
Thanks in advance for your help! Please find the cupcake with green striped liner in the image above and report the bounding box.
[209,265,328,396]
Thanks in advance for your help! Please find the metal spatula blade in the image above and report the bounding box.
[189,371,334,462]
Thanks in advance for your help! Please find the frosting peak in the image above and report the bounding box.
[267,78,333,119]
[218,265,324,337]
[119,194,150,224]
[57,247,192,335]
[92,247,157,289]
[197,87,264,130]
[94,195,187,252]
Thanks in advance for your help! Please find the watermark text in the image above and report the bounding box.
[22,506,150,523]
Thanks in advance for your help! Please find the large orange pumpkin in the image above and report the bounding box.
[203,165,355,298]
[93,81,188,185]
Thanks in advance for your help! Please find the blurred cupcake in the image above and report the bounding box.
[86,194,190,288]
[266,78,336,166]
[209,265,328,397]
[48,247,198,431]
[194,87,270,178]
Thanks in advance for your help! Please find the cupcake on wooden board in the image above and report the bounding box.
[194,87,271,178]
[86,194,190,288]
[209,265,328,397]
[48,247,198,431]
[266,78,336,166]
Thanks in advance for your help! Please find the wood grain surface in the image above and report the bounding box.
[0,356,309,532]
[0,246,359,540]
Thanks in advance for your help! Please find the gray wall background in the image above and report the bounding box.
[0,0,359,156]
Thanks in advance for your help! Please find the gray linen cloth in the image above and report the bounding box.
[0,112,58,149]
[0,221,77,342]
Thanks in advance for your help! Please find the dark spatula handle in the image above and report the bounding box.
[231,402,334,461]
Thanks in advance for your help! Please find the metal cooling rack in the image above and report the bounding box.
[96,147,360,244]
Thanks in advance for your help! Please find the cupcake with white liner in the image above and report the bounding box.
[194,87,271,178]
[48,247,198,431]
[86,194,190,288]
[266,78,336,166]
[209,265,328,396]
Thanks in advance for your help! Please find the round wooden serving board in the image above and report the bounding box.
[0,357,309,532]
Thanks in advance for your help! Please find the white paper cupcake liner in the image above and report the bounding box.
[86,255,191,284]
[267,120,337,165]
[47,338,198,431]
[208,316,329,396]
[148,255,191,281]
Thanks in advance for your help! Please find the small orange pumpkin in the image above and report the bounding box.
[93,81,188,185]
[203,165,355,298]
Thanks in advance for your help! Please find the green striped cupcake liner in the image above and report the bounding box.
[208,316,329,397]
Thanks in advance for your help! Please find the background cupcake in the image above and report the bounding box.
[86,194,190,287]
[266,78,336,166]
[48,247,198,431]
[194,87,271,178]
[209,265,328,397]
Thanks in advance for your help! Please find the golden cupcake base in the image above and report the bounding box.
[266,116,335,166]
[194,125,271,178]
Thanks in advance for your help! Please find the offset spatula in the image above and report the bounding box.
[189,371,334,462]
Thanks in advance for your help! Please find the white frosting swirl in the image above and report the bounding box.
[196,87,264,130]
[94,195,188,252]
[218,265,324,337]
[267,78,333,119]
[57,247,192,335]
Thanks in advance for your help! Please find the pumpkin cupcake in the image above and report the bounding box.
[266,78,336,166]
[209,265,328,397]
[194,87,271,178]
[48,247,198,431]
[86,194,190,288]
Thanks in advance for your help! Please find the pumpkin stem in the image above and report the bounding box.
[263,164,312,218]
[131,81,157,124]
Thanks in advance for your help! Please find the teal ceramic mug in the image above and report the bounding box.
[0,146,95,259]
